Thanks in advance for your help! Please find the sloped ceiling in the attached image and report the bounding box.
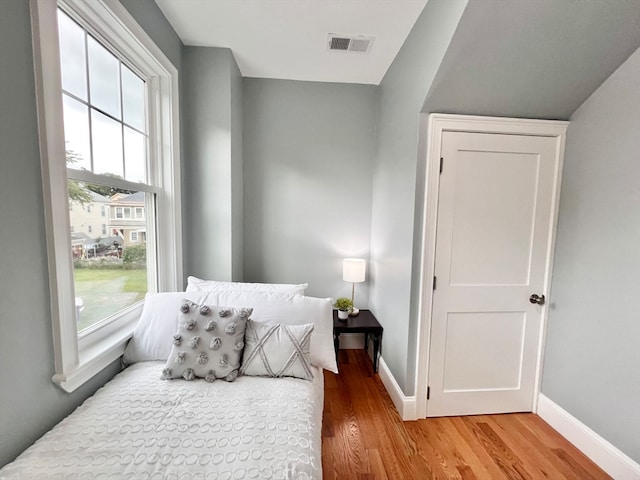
[423,0,640,119]
[155,0,428,85]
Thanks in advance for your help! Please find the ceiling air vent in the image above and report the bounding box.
[327,34,374,54]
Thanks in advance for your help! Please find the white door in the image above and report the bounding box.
[427,131,558,417]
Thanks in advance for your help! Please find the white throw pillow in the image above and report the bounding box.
[186,276,308,295]
[201,290,337,373]
[123,291,337,373]
[123,291,214,364]
[241,320,314,380]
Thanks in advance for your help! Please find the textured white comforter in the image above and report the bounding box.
[1,362,323,479]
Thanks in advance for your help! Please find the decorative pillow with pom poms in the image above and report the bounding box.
[161,301,252,382]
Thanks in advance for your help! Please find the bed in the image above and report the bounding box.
[1,283,335,479]
[0,362,323,479]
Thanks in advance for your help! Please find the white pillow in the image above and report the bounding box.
[186,276,308,295]
[123,290,338,373]
[206,290,337,373]
[123,291,214,364]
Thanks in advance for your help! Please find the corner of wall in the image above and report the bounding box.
[230,53,244,281]
[378,357,417,421]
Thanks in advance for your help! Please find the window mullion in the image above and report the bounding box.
[118,60,126,179]
[63,89,146,135]
[84,26,95,173]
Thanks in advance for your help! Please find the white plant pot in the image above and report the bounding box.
[337,309,349,320]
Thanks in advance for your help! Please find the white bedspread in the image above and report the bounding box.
[1,362,323,479]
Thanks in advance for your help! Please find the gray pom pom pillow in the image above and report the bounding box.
[161,300,252,382]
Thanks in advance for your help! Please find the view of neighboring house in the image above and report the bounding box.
[109,191,146,247]
[69,191,111,258]
[68,191,110,238]
[69,190,146,256]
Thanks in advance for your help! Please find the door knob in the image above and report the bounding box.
[529,294,545,305]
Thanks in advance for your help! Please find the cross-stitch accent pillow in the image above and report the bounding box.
[240,320,314,381]
[161,301,252,382]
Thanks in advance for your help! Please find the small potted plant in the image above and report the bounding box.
[335,297,353,320]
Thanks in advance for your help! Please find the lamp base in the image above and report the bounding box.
[349,307,360,316]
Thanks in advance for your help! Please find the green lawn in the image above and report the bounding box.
[74,268,147,331]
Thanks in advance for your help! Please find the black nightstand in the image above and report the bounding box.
[333,309,383,373]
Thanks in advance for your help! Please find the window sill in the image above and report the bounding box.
[52,304,141,392]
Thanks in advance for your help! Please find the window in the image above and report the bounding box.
[32,0,182,392]
[130,231,138,242]
[59,8,151,334]
[135,207,144,219]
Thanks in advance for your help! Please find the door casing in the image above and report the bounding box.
[414,114,568,419]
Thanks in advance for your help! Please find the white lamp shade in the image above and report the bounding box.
[343,258,366,283]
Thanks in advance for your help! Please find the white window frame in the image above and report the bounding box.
[30,0,182,392]
[130,231,138,242]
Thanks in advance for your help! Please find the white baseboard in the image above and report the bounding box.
[537,394,640,479]
[378,357,417,421]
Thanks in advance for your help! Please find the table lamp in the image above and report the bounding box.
[343,258,366,316]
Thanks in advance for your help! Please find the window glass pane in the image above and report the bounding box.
[122,66,145,132]
[58,11,87,100]
[88,36,121,119]
[69,182,148,332]
[63,95,91,170]
[91,109,123,176]
[124,127,146,182]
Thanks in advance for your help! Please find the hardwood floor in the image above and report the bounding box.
[322,349,610,480]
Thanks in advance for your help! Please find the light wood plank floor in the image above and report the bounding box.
[322,349,610,480]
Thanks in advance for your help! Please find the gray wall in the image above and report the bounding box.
[0,0,183,468]
[371,0,640,398]
[413,0,640,459]
[230,59,244,281]
[0,1,114,467]
[242,79,377,301]
[368,0,468,394]
[182,47,244,282]
[542,47,640,463]
[119,0,182,70]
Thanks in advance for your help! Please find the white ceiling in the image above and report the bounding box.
[154,0,428,85]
